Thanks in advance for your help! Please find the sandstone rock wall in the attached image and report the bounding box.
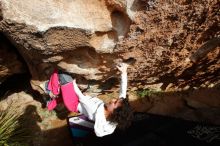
[0,0,219,93]
[0,0,132,92]
[117,0,220,90]
[0,0,219,124]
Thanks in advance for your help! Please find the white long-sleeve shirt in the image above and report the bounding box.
[73,72,127,137]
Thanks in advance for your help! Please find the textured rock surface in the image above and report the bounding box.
[0,0,220,129]
[1,0,219,91]
[117,0,220,90]
[0,33,26,83]
[0,0,131,91]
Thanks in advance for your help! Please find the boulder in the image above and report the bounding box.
[0,0,132,91]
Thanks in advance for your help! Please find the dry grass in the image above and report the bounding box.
[0,102,29,146]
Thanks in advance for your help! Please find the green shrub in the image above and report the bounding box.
[136,89,162,98]
[0,104,29,146]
